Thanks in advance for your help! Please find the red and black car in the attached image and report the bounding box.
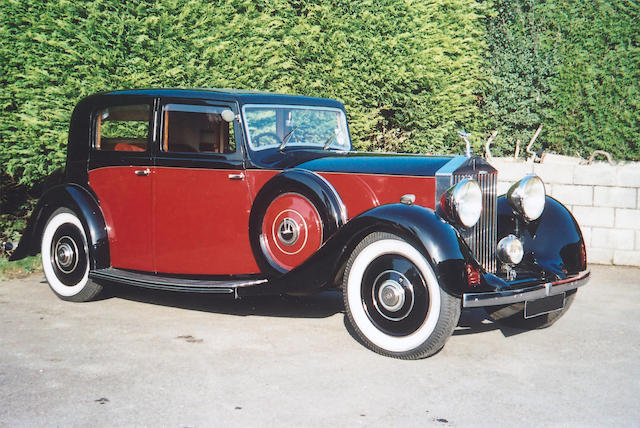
[11,89,590,358]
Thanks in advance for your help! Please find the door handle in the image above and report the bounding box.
[228,173,245,180]
[134,168,151,176]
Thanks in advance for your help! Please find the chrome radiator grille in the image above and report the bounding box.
[453,171,498,272]
[435,156,498,273]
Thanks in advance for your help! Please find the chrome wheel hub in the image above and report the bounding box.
[54,237,78,274]
[371,269,415,322]
[277,218,300,246]
[378,280,405,312]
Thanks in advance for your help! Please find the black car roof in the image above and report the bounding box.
[87,88,345,109]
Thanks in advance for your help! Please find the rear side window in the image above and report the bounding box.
[162,104,235,154]
[95,104,151,152]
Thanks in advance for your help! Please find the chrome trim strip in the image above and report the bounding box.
[462,270,591,308]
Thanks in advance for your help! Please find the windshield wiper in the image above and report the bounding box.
[322,130,340,150]
[278,127,298,151]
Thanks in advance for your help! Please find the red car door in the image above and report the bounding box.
[152,101,260,275]
[88,102,154,272]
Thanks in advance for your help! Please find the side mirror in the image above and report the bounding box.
[221,109,235,123]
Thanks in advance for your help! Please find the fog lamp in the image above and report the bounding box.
[497,234,524,265]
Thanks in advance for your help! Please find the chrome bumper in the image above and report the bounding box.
[462,270,590,308]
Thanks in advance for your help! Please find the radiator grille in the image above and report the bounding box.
[453,170,498,272]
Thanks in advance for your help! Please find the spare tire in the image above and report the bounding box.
[249,169,346,275]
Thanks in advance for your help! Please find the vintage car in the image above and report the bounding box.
[11,89,590,359]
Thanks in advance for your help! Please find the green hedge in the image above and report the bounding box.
[0,0,488,190]
[541,0,640,160]
[484,0,640,160]
[1,0,639,244]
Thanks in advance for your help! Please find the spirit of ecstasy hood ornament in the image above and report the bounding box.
[457,130,473,158]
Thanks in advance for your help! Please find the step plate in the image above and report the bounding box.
[89,268,267,294]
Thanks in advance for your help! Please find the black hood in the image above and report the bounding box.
[250,149,454,177]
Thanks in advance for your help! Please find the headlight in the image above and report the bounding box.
[507,175,546,221]
[440,178,482,228]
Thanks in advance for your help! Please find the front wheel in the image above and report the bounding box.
[41,208,102,302]
[342,232,460,359]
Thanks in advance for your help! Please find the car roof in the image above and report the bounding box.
[88,88,345,109]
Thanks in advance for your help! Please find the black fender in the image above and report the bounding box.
[497,195,587,279]
[248,168,348,275]
[10,184,110,270]
[241,203,475,297]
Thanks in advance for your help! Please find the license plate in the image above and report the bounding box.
[524,293,566,319]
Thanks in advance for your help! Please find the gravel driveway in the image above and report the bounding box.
[0,264,638,427]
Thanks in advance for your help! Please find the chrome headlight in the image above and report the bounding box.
[440,178,482,228]
[507,175,546,221]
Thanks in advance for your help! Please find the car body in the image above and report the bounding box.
[12,89,590,358]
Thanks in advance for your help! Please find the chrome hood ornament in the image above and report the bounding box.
[457,130,473,158]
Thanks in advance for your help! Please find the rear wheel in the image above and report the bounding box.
[487,290,577,330]
[342,232,460,359]
[41,208,102,302]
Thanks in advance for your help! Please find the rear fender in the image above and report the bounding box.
[10,184,109,270]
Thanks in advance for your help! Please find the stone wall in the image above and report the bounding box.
[490,155,640,267]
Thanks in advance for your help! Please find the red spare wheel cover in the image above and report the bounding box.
[261,192,323,271]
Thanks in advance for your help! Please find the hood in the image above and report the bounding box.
[252,149,454,177]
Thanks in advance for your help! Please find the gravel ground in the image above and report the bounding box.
[0,264,638,427]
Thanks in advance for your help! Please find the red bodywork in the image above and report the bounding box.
[89,167,436,275]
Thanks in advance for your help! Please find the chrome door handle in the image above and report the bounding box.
[134,168,151,176]
[228,173,245,180]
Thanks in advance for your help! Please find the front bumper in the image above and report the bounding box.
[462,270,590,308]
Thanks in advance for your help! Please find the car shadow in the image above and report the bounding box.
[454,308,526,337]
[98,281,526,337]
[103,281,345,319]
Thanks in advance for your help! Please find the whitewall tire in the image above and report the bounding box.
[343,232,460,359]
[41,208,102,302]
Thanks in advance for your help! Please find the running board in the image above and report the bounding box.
[89,267,268,294]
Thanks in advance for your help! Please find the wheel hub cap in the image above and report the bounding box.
[378,280,405,312]
[277,218,300,246]
[54,237,78,274]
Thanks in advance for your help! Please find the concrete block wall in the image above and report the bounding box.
[490,156,640,267]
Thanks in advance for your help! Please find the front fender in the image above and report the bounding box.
[10,184,109,270]
[497,195,587,279]
[244,203,474,297]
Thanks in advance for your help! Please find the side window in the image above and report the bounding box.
[95,104,150,151]
[163,104,236,154]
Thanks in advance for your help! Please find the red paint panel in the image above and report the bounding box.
[320,172,436,218]
[89,167,153,271]
[246,169,279,199]
[152,167,260,275]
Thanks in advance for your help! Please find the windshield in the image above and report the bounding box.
[243,104,350,151]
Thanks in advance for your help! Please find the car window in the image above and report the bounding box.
[95,104,150,152]
[162,104,235,154]
[243,105,349,151]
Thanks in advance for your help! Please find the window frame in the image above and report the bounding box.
[92,103,153,153]
[157,99,244,161]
